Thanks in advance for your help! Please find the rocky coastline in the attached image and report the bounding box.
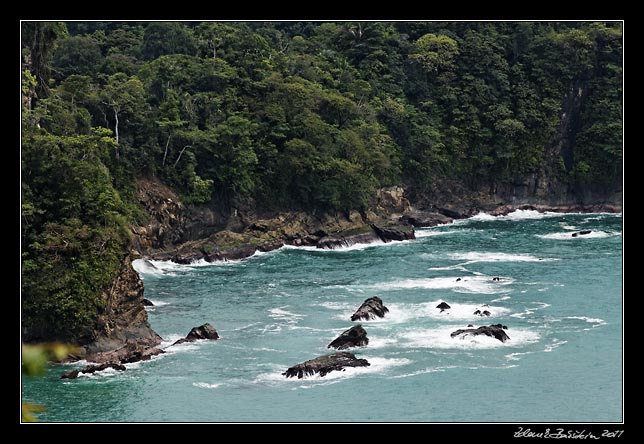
[58,177,620,375]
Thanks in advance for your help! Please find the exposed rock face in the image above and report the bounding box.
[132,177,224,253]
[171,323,219,346]
[401,211,453,227]
[83,255,163,358]
[328,325,369,350]
[373,186,411,215]
[61,362,127,379]
[317,231,380,249]
[371,224,416,242]
[282,352,370,379]
[86,338,165,365]
[351,296,389,321]
[142,298,154,307]
[450,325,510,343]
[436,302,451,312]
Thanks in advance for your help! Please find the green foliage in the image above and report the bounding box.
[21,21,622,344]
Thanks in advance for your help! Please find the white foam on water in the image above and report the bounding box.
[491,296,511,302]
[268,306,306,324]
[375,301,512,325]
[254,356,411,386]
[564,316,607,330]
[505,351,535,361]
[427,263,470,271]
[559,223,577,230]
[147,300,169,307]
[510,302,551,319]
[470,209,562,221]
[447,251,559,263]
[282,239,402,253]
[391,365,461,379]
[469,212,497,221]
[544,339,568,352]
[192,382,221,389]
[366,275,514,295]
[319,301,356,311]
[392,325,539,350]
[415,229,458,238]
[536,231,619,240]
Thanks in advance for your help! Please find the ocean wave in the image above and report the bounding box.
[535,231,621,240]
[192,382,221,389]
[268,306,305,324]
[331,301,512,327]
[388,326,540,350]
[544,339,568,352]
[366,275,514,294]
[509,302,551,319]
[253,356,411,386]
[470,209,562,221]
[447,251,558,263]
[415,229,459,238]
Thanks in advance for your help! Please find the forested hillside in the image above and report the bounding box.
[21,21,622,342]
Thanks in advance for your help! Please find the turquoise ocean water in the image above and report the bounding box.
[22,210,623,422]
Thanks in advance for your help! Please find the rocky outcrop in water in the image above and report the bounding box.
[436,302,451,312]
[282,352,370,378]
[450,324,510,343]
[401,211,453,227]
[572,230,592,237]
[371,224,415,242]
[61,362,127,379]
[86,338,165,365]
[327,325,369,350]
[142,298,154,306]
[351,296,389,321]
[80,256,163,361]
[171,323,220,346]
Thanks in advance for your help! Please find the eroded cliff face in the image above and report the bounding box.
[131,178,226,254]
[82,255,162,356]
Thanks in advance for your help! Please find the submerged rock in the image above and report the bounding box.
[450,325,510,343]
[282,352,370,379]
[327,325,369,350]
[436,302,451,312]
[572,230,592,237]
[171,323,219,346]
[61,362,127,379]
[350,296,389,321]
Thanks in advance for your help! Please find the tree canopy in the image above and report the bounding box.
[21,21,622,341]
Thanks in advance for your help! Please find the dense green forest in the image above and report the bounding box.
[21,21,622,341]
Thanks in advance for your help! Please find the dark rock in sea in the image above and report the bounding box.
[436,207,468,219]
[482,310,491,317]
[142,298,154,307]
[436,302,451,312]
[370,224,416,242]
[328,325,369,350]
[467,324,474,328]
[474,309,481,315]
[572,230,592,237]
[171,323,220,346]
[317,231,380,249]
[451,325,510,343]
[351,296,389,321]
[492,277,501,282]
[61,362,127,379]
[490,323,509,330]
[400,211,453,227]
[86,338,164,365]
[282,352,370,379]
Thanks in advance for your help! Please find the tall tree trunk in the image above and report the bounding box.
[114,108,120,160]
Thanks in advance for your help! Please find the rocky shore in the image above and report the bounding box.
[58,177,620,374]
